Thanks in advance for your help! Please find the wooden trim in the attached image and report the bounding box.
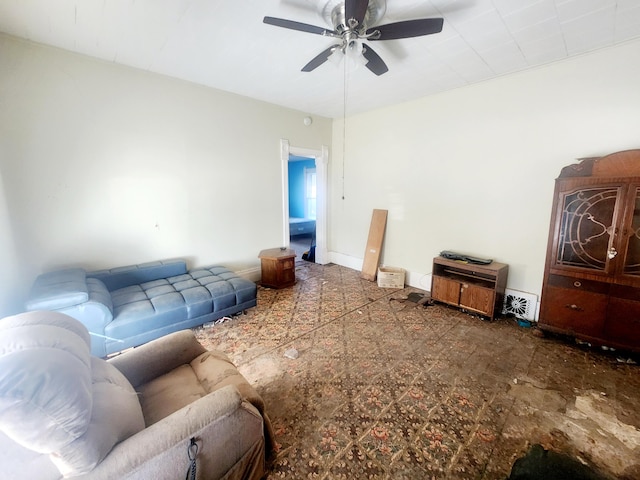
[559,149,640,178]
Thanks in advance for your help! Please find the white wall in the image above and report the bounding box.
[329,38,640,299]
[3,33,640,317]
[0,34,332,316]
[0,169,19,316]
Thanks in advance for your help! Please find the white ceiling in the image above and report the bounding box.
[1,0,640,118]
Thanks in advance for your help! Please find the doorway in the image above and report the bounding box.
[288,155,316,260]
[280,140,328,265]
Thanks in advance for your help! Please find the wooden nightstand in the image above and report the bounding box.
[258,248,297,289]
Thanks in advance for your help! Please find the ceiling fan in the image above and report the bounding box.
[263,0,444,76]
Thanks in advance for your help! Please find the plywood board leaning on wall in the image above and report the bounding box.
[361,209,388,281]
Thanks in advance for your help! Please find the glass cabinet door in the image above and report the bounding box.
[554,186,623,273]
[621,185,640,278]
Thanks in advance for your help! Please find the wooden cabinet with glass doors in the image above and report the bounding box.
[539,150,640,352]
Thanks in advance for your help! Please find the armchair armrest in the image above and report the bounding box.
[84,385,265,480]
[108,330,209,388]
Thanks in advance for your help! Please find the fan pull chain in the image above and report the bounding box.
[341,52,348,201]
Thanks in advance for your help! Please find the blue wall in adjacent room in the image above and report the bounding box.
[288,158,315,218]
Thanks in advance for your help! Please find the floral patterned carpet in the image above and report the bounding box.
[194,262,640,480]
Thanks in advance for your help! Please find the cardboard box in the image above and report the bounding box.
[377,266,405,288]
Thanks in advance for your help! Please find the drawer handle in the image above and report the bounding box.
[573,281,582,288]
[565,304,583,311]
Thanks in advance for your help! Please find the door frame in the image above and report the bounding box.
[280,139,329,265]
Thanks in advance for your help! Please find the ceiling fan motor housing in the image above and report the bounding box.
[323,0,386,33]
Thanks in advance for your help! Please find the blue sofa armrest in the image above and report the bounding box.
[26,268,92,310]
[26,270,115,357]
[89,259,188,291]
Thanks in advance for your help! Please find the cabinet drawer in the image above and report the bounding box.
[547,275,609,294]
[540,285,606,337]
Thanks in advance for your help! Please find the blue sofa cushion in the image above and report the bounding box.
[89,260,187,291]
[26,269,89,311]
[107,267,255,341]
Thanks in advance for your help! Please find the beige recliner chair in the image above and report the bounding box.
[0,311,274,479]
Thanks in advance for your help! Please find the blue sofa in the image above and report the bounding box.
[25,259,257,357]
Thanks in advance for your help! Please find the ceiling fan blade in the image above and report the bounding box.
[302,44,342,72]
[345,0,369,28]
[367,18,444,40]
[263,16,335,36]
[362,44,388,76]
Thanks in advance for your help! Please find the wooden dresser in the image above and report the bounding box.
[539,149,640,352]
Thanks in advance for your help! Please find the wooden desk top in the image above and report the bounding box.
[259,248,297,260]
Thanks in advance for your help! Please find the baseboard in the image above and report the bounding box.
[328,251,432,292]
[235,266,261,283]
[328,251,363,271]
[406,271,432,291]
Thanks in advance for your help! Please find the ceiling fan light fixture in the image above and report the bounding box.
[346,39,367,69]
[347,38,363,56]
[328,47,344,67]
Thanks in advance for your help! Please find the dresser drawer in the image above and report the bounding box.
[540,285,607,337]
[547,274,609,294]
